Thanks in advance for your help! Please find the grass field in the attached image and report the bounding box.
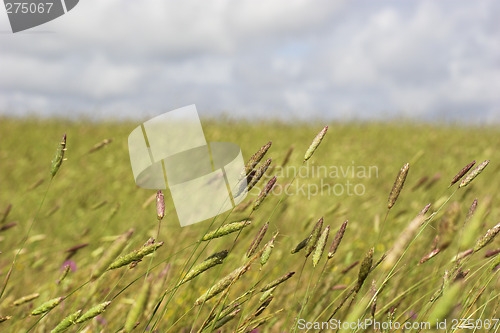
[1,117,499,332]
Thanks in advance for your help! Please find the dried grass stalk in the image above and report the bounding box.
[419,248,440,264]
[449,160,475,187]
[202,221,251,241]
[459,160,489,188]
[304,126,328,161]
[388,163,410,209]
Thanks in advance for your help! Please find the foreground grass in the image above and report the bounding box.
[0,117,499,332]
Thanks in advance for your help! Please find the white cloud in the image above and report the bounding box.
[0,0,499,123]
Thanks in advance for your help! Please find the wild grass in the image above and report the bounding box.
[0,117,499,332]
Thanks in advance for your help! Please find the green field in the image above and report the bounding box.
[1,117,499,332]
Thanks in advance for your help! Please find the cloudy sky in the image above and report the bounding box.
[0,0,499,123]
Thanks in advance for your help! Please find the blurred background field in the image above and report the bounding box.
[1,117,499,332]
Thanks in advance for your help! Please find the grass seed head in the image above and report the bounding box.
[202,220,251,241]
[449,160,475,187]
[328,219,348,259]
[473,222,500,253]
[304,126,328,161]
[388,163,409,209]
[419,248,440,265]
[253,176,277,211]
[312,225,330,267]
[180,250,228,285]
[305,217,323,257]
[291,237,309,254]
[195,266,247,306]
[260,232,278,267]
[244,141,272,175]
[107,241,163,270]
[459,160,489,188]
[260,272,295,292]
[156,190,165,221]
[355,247,373,292]
[247,221,269,258]
[50,310,82,333]
[31,296,64,316]
[76,301,111,323]
[247,158,272,191]
[50,133,67,178]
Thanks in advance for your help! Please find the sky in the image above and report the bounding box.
[0,0,499,123]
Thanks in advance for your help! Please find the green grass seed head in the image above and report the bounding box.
[107,241,163,270]
[473,222,500,253]
[312,225,330,267]
[50,133,67,178]
[76,301,111,324]
[459,160,489,188]
[195,266,246,306]
[50,309,82,333]
[180,250,228,285]
[202,220,251,241]
[305,217,323,258]
[31,296,64,316]
[388,163,409,209]
[57,264,71,285]
[304,126,328,161]
[260,232,278,267]
[355,247,373,292]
